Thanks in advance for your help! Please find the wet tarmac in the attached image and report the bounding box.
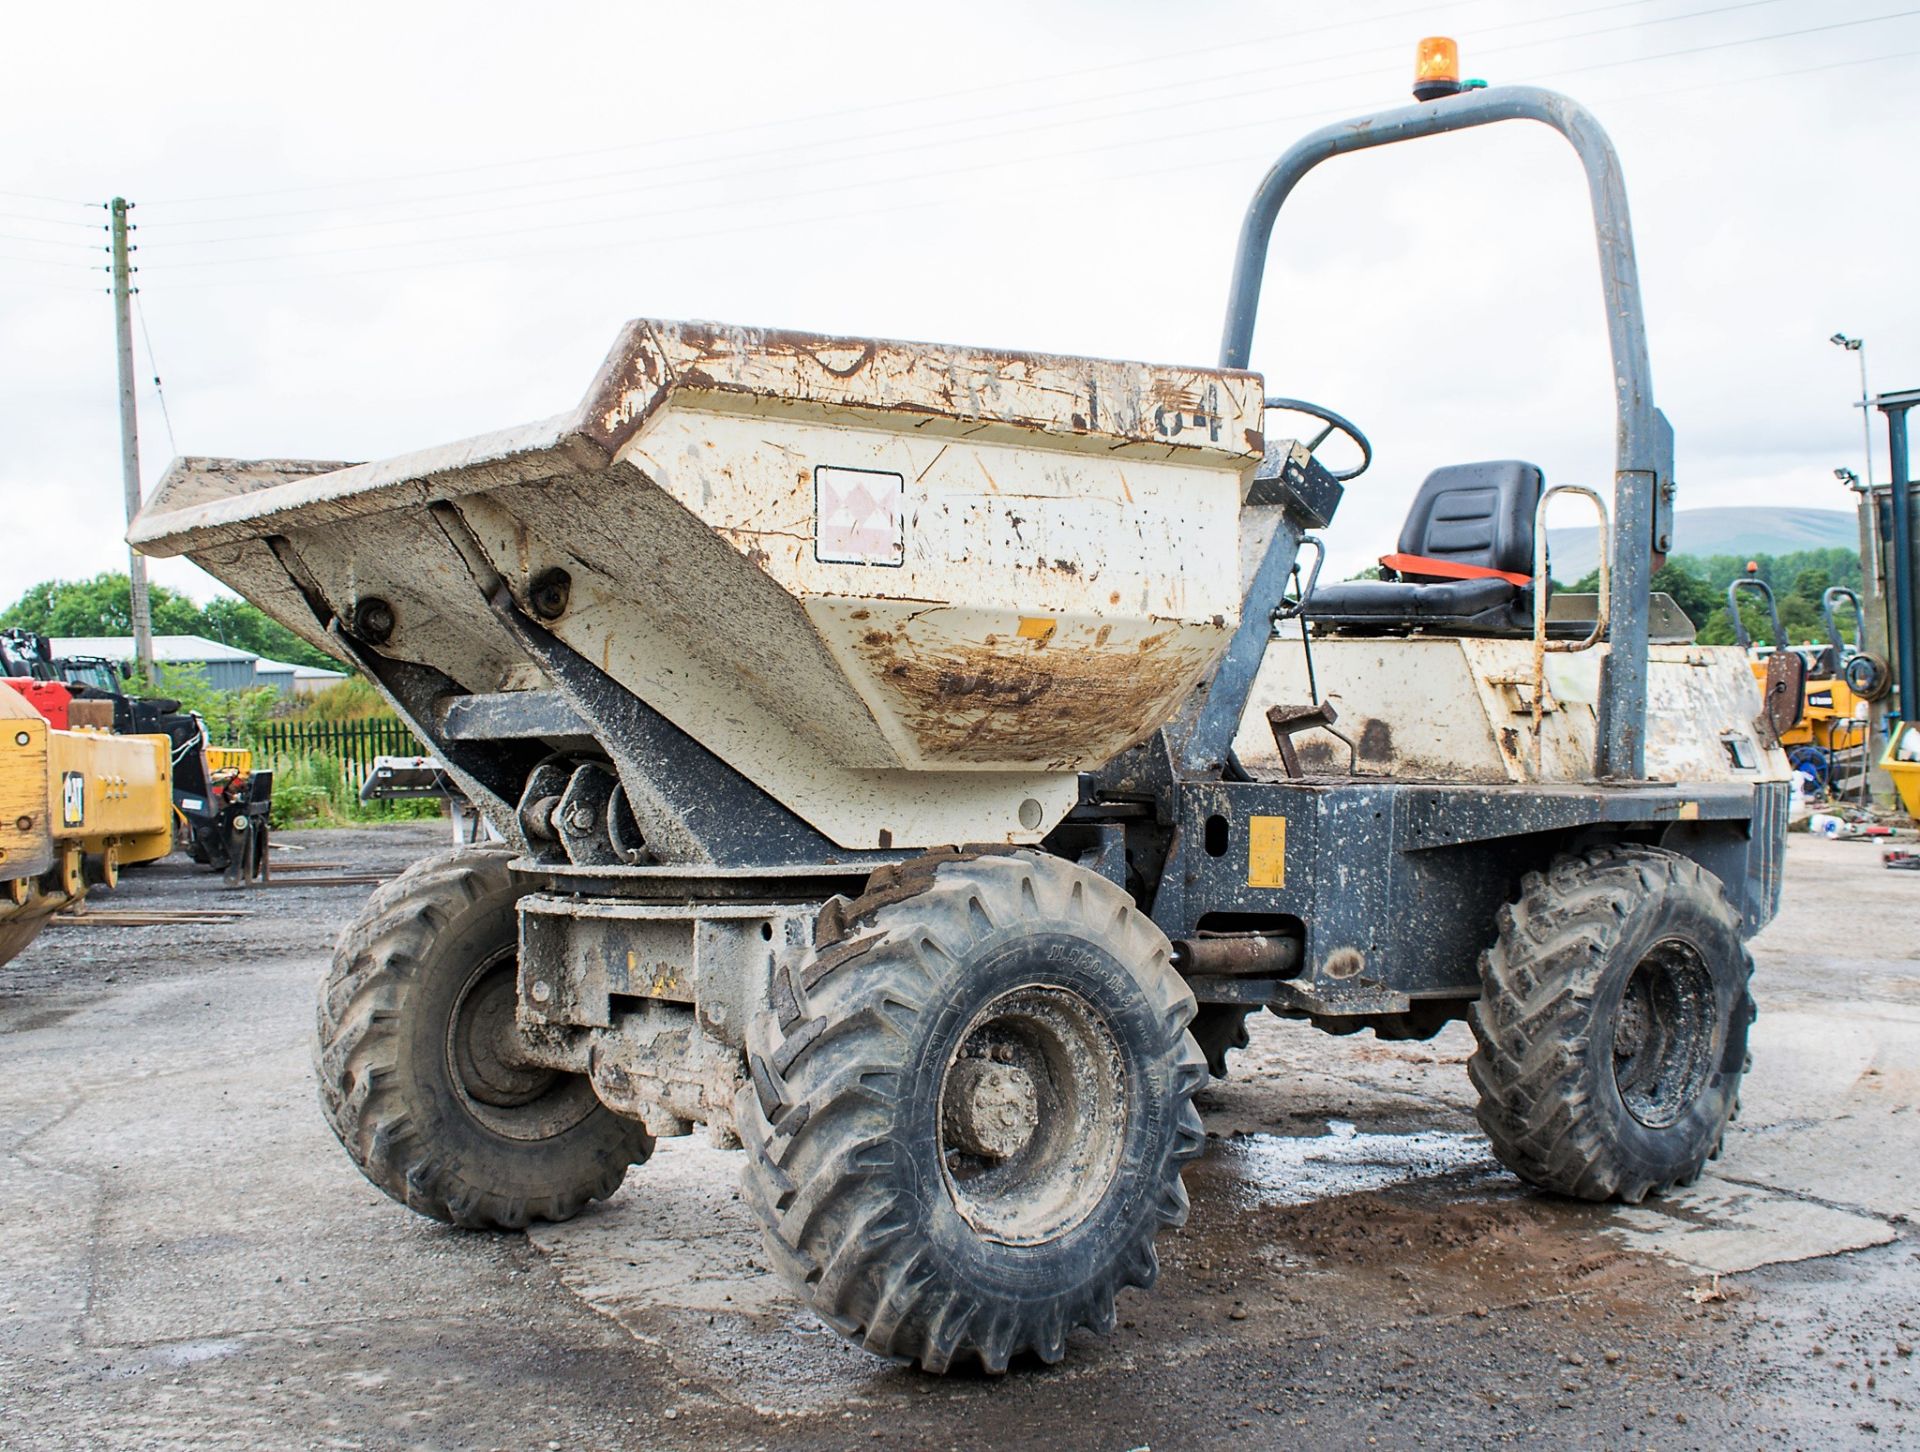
[1,826,1914,1449]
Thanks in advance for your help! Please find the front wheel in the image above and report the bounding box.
[738,852,1207,1372]
[1468,845,1754,1203]
[316,846,653,1228]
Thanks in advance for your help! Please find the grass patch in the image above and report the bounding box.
[265,752,444,829]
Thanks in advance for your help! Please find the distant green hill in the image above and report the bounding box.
[1547,506,1858,582]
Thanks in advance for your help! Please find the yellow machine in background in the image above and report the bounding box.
[0,681,173,967]
[1885,723,1920,820]
[203,745,252,775]
[1728,577,1883,786]
[1744,661,1867,753]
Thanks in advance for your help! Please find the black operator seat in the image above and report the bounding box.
[1302,460,1544,636]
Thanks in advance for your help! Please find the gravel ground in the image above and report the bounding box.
[1,824,1915,1450]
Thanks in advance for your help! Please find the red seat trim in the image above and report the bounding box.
[1379,551,1534,588]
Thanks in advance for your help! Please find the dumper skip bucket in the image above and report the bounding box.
[131,320,1266,849]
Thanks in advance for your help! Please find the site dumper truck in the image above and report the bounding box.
[130,72,1788,1373]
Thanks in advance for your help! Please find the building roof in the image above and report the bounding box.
[53,633,259,664]
[253,657,347,680]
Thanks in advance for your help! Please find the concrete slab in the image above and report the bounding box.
[1608,1179,1897,1275]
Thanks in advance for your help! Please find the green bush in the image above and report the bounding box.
[283,677,389,723]
[1565,546,1865,648]
[133,667,280,745]
[265,751,444,829]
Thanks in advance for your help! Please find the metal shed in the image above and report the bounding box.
[53,634,260,692]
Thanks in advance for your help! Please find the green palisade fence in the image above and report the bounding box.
[248,717,427,791]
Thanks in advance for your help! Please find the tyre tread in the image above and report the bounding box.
[1468,844,1752,1202]
[737,851,1204,1371]
[315,846,651,1230]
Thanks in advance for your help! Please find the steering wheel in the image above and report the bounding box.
[1264,396,1373,482]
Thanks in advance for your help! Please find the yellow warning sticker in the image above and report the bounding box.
[1247,815,1287,888]
[1016,616,1058,641]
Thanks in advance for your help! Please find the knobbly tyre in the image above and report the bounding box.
[130,56,1788,1374]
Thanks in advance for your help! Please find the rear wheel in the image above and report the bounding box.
[317,846,652,1228]
[1468,845,1754,1203]
[739,852,1206,1372]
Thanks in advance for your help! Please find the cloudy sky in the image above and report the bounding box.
[2,0,1914,604]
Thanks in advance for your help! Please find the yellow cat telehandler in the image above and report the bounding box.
[0,680,174,967]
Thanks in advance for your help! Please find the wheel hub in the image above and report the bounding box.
[1611,939,1719,1130]
[937,984,1129,1246]
[942,1056,1039,1160]
[452,961,558,1109]
[1614,987,1651,1060]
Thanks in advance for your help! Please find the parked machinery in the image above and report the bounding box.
[132,59,1788,1373]
[1823,586,1894,705]
[21,641,274,880]
[0,681,172,965]
[1726,577,1874,793]
[164,728,271,883]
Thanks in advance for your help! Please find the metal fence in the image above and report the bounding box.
[248,717,425,791]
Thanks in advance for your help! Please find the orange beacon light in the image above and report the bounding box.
[1413,36,1463,101]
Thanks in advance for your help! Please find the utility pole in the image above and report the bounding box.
[110,196,154,682]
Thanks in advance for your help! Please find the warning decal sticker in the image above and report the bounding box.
[814,465,905,567]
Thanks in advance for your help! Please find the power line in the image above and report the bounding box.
[0,253,105,271]
[137,0,1912,276]
[133,293,179,457]
[142,0,1513,211]
[0,188,96,209]
[0,276,108,295]
[0,211,105,232]
[135,1,1775,267]
[141,88,1389,291]
[1604,40,1920,99]
[142,29,1914,297]
[1550,1,1920,75]
[0,232,106,251]
[140,0,1733,243]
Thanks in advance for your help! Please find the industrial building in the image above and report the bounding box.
[51,634,346,695]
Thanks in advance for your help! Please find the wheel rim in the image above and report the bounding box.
[1611,939,1720,1129]
[447,950,598,1141]
[937,984,1128,1246]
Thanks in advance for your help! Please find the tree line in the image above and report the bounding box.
[0,571,337,671]
[1563,546,1864,647]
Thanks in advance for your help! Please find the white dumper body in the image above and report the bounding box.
[132,320,1776,852]
[133,320,1268,853]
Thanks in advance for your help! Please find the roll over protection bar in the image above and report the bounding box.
[1219,85,1672,779]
